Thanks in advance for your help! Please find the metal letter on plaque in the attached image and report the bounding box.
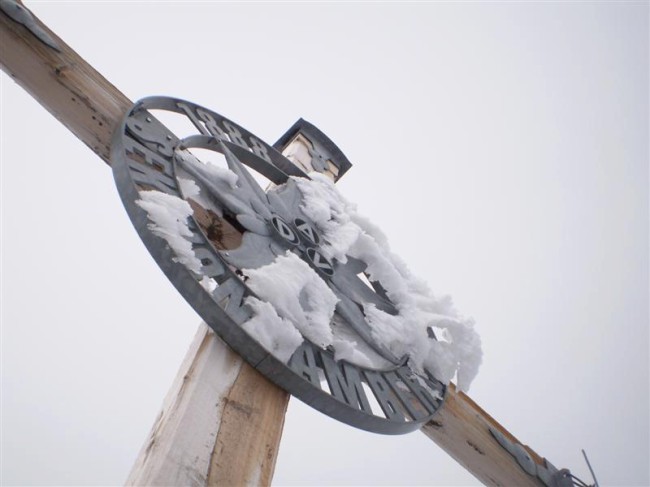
[111,96,446,434]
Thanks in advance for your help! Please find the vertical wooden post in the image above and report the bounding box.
[125,139,339,486]
[0,6,333,485]
[1,5,574,487]
[124,325,288,486]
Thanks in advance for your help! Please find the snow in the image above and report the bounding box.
[177,150,239,189]
[331,338,376,369]
[176,152,241,216]
[135,172,482,391]
[293,173,361,264]
[292,173,483,391]
[199,276,217,293]
[135,190,203,274]
[241,297,304,363]
[177,176,201,200]
[243,251,339,350]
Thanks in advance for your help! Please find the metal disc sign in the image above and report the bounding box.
[111,96,446,434]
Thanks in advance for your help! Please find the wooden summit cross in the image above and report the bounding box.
[1,3,577,486]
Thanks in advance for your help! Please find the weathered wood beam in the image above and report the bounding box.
[126,138,340,486]
[1,4,289,485]
[422,385,546,487]
[125,325,289,486]
[1,4,562,487]
[0,1,129,164]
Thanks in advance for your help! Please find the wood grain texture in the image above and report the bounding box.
[3,6,555,486]
[125,325,290,487]
[421,385,545,487]
[0,2,130,164]
[1,6,292,485]
[208,364,290,486]
[126,326,244,486]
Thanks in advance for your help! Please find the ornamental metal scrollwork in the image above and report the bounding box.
[111,96,446,434]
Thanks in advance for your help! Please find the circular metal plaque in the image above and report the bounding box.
[111,96,445,434]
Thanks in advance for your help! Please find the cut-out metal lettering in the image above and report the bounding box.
[306,248,334,277]
[271,215,299,245]
[364,370,406,422]
[289,343,321,388]
[383,371,430,421]
[396,367,443,415]
[294,218,320,246]
[111,96,446,434]
[320,351,372,414]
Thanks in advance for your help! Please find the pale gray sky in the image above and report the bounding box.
[2,2,648,486]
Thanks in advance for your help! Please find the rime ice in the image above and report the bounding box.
[292,173,483,392]
[242,297,304,363]
[243,251,339,350]
[136,172,482,392]
[136,190,203,274]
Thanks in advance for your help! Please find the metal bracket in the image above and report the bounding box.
[489,427,588,487]
[0,0,60,51]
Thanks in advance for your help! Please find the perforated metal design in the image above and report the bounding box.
[111,96,446,434]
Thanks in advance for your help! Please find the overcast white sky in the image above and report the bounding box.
[1,1,648,486]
